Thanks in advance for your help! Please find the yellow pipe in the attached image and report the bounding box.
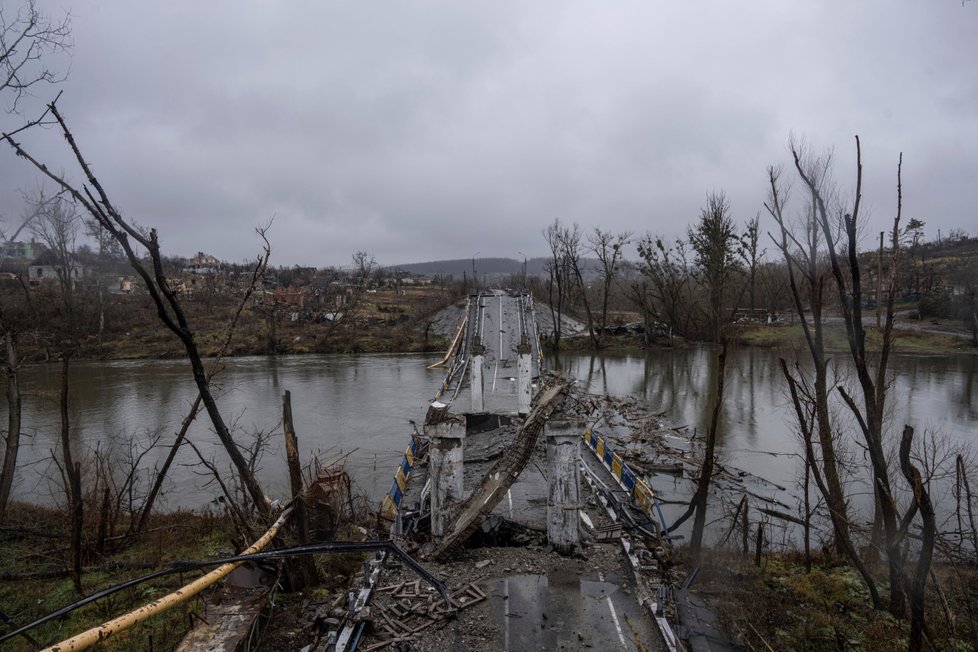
[427,312,467,369]
[44,507,293,652]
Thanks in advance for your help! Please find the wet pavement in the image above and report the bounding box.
[489,568,659,651]
[458,290,542,414]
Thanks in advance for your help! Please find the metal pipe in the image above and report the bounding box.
[40,507,293,652]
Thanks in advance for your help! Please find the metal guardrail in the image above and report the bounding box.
[433,298,469,402]
[582,429,670,538]
[380,431,423,520]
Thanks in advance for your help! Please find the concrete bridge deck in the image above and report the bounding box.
[446,290,542,414]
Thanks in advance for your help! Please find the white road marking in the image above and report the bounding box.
[606,595,627,648]
[492,295,503,392]
[598,572,627,648]
[507,488,514,518]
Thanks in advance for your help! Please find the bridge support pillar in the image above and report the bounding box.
[425,403,466,538]
[546,419,582,555]
[470,341,486,413]
[517,341,532,415]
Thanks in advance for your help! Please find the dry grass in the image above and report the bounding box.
[685,549,978,651]
[0,503,233,651]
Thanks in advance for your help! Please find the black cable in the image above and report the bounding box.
[0,539,452,645]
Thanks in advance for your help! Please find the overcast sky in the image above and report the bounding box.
[1,1,976,267]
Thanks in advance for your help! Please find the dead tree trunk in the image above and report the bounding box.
[133,394,203,536]
[59,357,84,593]
[4,103,271,519]
[799,139,907,615]
[781,358,882,607]
[669,341,727,555]
[282,390,317,588]
[690,342,727,553]
[766,167,852,557]
[134,249,269,534]
[899,425,935,652]
[0,328,22,521]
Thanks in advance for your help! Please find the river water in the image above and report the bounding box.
[4,347,977,514]
[7,354,444,508]
[554,346,978,524]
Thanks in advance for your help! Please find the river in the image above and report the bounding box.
[554,345,978,526]
[4,347,977,514]
[6,354,443,508]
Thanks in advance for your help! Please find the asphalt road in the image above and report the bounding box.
[459,290,541,414]
[488,565,659,651]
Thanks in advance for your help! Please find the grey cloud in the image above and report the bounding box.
[1,0,975,266]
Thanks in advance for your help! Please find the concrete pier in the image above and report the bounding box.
[545,419,583,555]
[470,340,486,413]
[517,341,532,415]
[425,404,466,537]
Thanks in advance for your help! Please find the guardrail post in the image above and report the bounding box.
[470,339,486,413]
[425,403,466,537]
[517,340,532,415]
[546,419,583,555]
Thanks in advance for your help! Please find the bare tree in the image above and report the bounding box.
[352,249,376,289]
[949,257,978,346]
[588,227,631,346]
[670,192,742,553]
[29,192,82,337]
[543,218,570,350]
[133,233,270,536]
[765,158,855,563]
[795,137,907,615]
[687,191,740,343]
[622,266,656,347]
[28,191,87,589]
[0,0,71,112]
[0,4,70,519]
[83,215,122,353]
[4,101,272,518]
[772,136,928,620]
[740,213,763,313]
[0,288,29,520]
[899,425,936,651]
[633,234,695,342]
[562,223,598,348]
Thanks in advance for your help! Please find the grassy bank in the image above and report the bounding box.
[544,321,977,357]
[686,550,978,651]
[0,503,236,650]
[731,322,978,354]
[0,500,379,651]
[9,285,457,362]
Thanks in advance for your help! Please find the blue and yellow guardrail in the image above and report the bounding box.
[380,433,421,519]
[582,429,669,536]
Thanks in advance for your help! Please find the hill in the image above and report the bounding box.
[387,256,600,280]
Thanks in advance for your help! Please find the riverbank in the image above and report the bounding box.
[545,320,978,356]
[679,549,978,651]
[6,285,458,362]
[731,320,978,354]
[14,281,975,363]
[0,503,234,650]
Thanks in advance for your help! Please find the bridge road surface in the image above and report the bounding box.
[443,293,663,650]
[461,290,541,414]
[485,566,661,651]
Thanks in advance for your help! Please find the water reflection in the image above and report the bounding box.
[6,354,443,509]
[553,346,978,490]
[6,347,975,513]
